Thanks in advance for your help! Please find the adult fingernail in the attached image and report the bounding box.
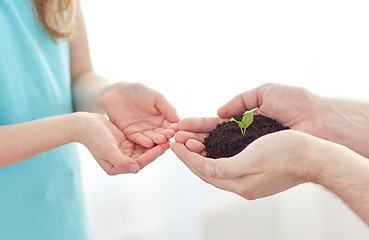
[130,164,140,173]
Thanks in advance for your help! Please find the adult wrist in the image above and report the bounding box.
[295,133,329,183]
[309,140,347,189]
[321,97,369,158]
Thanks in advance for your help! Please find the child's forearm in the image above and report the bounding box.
[69,0,112,114]
[0,113,84,167]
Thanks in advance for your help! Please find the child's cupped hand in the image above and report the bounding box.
[75,112,169,175]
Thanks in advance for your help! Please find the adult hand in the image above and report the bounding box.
[175,117,225,154]
[173,127,369,227]
[176,83,331,155]
[217,83,335,140]
[102,83,180,148]
[215,83,369,158]
[77,112,169,175]
[172,130,324,199]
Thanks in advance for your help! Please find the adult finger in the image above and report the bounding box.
[217,83,272,118]
[174,131,208,144]
[171,142,214,186]
[171,142,212,176]
[206,139,265,179]
[178,117,225,132]
[185,139,205,154]
[171,143,242,192]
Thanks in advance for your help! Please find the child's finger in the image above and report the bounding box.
[127,132,155,148]
[142,130,167,144]
[153,127,176,139]
[156,95,180,123]
[98,143,140,174]
[136,142,170,169]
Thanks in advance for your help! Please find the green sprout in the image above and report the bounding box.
[229,112,254,136]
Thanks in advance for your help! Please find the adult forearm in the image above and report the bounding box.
[328,98,369,125]
[0,113,82,167]
[315,143,369,226]
[322,97,369,158]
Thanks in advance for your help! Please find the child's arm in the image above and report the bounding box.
[0,112,165,174]
[69,0,108,113]
[69,0,179,149]
[0,113,80,167]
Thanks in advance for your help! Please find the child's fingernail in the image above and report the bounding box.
[130,164,140,173]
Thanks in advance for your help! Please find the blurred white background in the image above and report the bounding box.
[79,0,369,239]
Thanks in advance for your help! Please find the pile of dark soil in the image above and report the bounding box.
[204,114,289,159]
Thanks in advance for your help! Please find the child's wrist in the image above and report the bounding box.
[66,112,93,144]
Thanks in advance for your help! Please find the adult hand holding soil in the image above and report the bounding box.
[175,117,226,154]
[102,82,180,149]
[173,130,317,199]
[217,83,328,138]
[176,83,325,154]
[217,83,369,158]
[171,130,369,226]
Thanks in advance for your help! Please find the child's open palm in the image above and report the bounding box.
[102,83,179,149]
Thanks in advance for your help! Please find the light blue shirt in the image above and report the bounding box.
[0,1,91,239]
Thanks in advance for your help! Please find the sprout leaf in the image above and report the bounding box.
[229,112,254,135]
